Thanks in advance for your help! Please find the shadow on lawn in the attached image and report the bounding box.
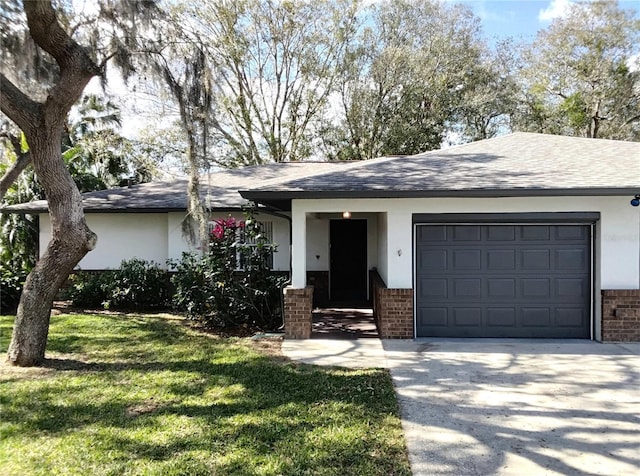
[1,314,408,475]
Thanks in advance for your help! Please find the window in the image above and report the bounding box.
[208,218,274,270]
[239,221,274,270]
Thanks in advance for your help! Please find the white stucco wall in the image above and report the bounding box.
[291,196,640,290]
[306,216,329,271]
[40,210,291,272]
[40,213,170,270]
[167,212,194,263]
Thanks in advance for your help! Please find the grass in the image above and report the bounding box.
[0,312,410,476]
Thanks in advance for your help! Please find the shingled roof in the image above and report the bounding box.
[4,132,639,214]
[1,161,353,213]
[240,133,640,208]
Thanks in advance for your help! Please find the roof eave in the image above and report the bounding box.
[0,205,253,215]
[240,187,640,211]
[241,187,640,199]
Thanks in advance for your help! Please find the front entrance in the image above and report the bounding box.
[312,308,378,339]
[330,219,367,304]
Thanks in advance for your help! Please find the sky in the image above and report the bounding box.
[90,0,640,139]
[454,0,640,44]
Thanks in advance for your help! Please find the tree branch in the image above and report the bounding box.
[23,1,101,75]
[0,73,40,136]
[0,149,31,201]
[23,0,101,118]
[625,114,640,125]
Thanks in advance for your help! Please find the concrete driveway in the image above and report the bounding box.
[384,340,640,476]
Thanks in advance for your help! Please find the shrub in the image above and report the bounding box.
[166,252,210,317]
[170,210,288,330]
[67,259,169,311]
[66,271,115,309]
[0,267,27,315]
[109,258,169,310]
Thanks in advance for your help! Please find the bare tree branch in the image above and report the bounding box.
[0,127,32,200]
[23,1,100,75]
[23,0,101,118]
[0,151,31,201]
[0,73,40,136]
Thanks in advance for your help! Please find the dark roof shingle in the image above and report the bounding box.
[244,133,640,194]
[4,133,639,214]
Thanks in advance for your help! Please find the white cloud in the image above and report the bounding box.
[476,2,516,24]
[629,53,640,73]
[538,0,573,22]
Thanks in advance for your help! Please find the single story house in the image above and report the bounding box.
[5,132,640,342]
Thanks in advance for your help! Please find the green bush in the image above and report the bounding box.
[0,267,27,315]
[170,210,288,330]
[66,271,114,309]
[109,258,169,310]
[67,259,169,310]
[169,252,212,318]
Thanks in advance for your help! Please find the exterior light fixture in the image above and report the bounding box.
[342,211,351,219]
[631,195,640,207]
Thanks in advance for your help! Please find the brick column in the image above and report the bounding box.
[601,290,640,342]
[371,271,414,339]
[283,286,314,339]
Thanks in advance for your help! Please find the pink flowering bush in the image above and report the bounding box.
[210,217,244,241]
[171,208,287,329]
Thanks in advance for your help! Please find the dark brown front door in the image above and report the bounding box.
[330,219,367,304]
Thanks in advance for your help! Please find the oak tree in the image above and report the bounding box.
[1,0,149,366]
[516,1,640,139]
[327,0,489,159]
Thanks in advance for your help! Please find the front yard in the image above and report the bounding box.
[0,312,410,476]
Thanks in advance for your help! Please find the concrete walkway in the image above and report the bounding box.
[282,338,388,368]
[283,338,640,475]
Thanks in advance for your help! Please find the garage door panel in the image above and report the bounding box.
[521,278,550,297]
[521,225,550,241]
[420,278,448,298]
[555,308,586,327]
[487,249,516,269]
[555,225,588,241]
[419,225,447,242]
[418,249,447,270]
[453,308,482,327]
[487,279,516,298]
[453,250,481,269]
[454,278,482,297]
[556,278,587,298]
[416,224,591,338]
[555,249,588,270]
[487,225,516,241]
[487,308,517,327]
[521,308,552,327]
[453,225,481,241]
[521,249,551,270]
[418,307,448,327]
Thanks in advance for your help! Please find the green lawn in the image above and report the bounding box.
[0,312,410,476]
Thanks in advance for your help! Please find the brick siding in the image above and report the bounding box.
[283,286,314,339]
[601,290,640,342]
[371,271,413,339]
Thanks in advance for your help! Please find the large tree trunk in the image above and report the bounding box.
[2,0,101,366]
[6,129,97,366]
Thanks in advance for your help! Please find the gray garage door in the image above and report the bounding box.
[415,224,591,338]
